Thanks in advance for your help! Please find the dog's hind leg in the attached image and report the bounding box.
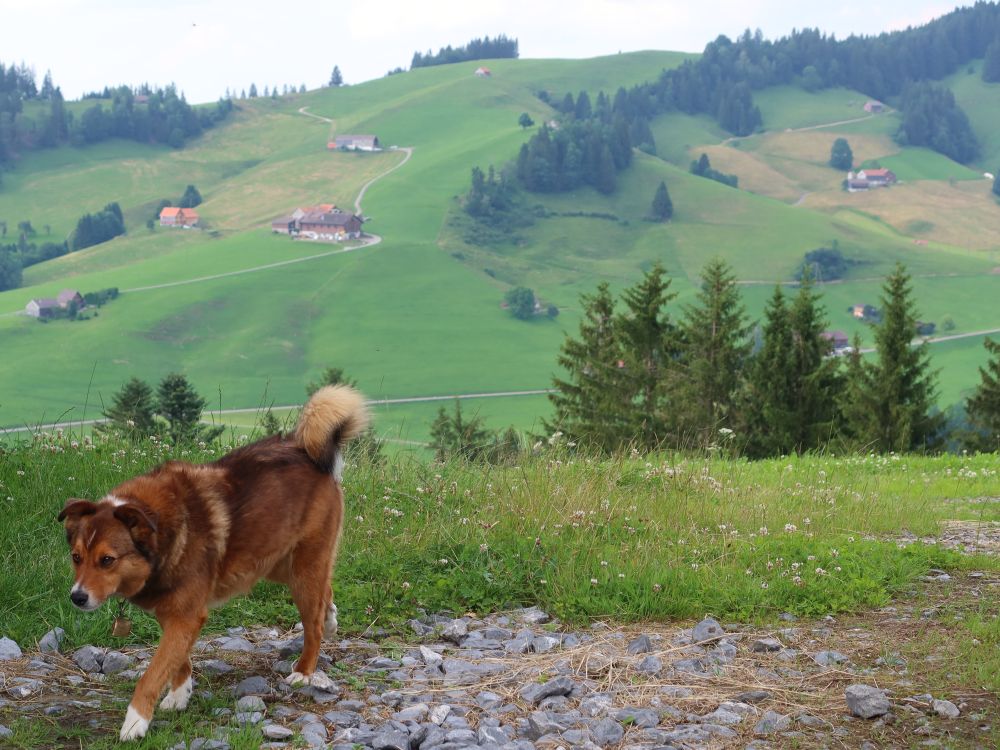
[284,535,335,690]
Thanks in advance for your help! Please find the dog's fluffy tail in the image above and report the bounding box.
[295,385,370,476]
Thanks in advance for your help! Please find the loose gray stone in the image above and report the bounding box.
[430,704,452,724]
[419,646,443,668]
[699,707,744,725]
[736,690,773,704]
[0,637,23,661]
[691,617,725,643]
[531,635,562,653]
[217,636,254,652]
[635,655,662,674]
[236,695,266,712]
[373,727,410,750]
[504,638,532,654]
[626,634,653,654]
[476,691,504,710]
[190,740,230,750]
[519,607,550,625]
[660,723,738,744]
[932,699,960,719]
[796,713,829,728]
[846,684,891,719]
[614,707,659,728]
[753,710,791,735]
[38,628,65,654]
[592,717,625,745]
[322,710,363,727]
[442,619,468,644]
[7,678,43,698]
[234,676,271,697]
[101,650,133,675]
[262,724,294,740]
[813,650,849,667]
[395,702,429,722]
[198,659,235,675]
[561,728,592,745]
[445,728,477,743]
[525,711,567,740]
[752,638,783,653]
[519,675,576,705]
[72,645,104,672]
[234,711,264,726]
[0,725,12,739]
[478,725,510,745]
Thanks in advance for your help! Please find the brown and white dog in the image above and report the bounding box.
[58,385,368,741]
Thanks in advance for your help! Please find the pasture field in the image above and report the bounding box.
[753,86,876,130]
[2,52,1000,436]
[861,147,983,182]
[946,61,1000,171]
[2,434,998,651]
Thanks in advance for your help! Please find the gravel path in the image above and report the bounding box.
[1,566,996,749]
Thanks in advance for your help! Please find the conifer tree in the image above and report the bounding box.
[595,144,617,194]
[615,263,679,446]
[546,283,626,451]
[677,258,751,439]
[740,286,796,457]
[155,373,223,445]
[329,65,343,86]
[829,137,853,170]
[845,264,942,451]
[983,38,1000,83]
[99,377,156,439]
[965,337,1000,451]
[651,181,673,221]
[994,170,1000,199]
[429,400,494,461]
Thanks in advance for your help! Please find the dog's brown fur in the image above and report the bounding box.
[59,385,368,741]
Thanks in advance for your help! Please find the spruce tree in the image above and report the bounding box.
[429,400,493,461]
[740,286,796,457]
[615,263,679,447]
[595,144,617,194]
[677,258,751,440]
[829,137,853,170]
[845,264,942,451]
[965,337,1000,451]
[786,275,843,450]
[993,170,1000,199]
[546,283,627,451]
[983,38,1000,83]
[651,181,673,221]
[99,377,156,439]
[329,65,343,86]
[155,373,223,445]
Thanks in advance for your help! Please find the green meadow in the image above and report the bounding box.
[1,52,999,438]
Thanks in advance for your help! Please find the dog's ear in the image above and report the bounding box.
[58,499,97,543]
[113,504,159,559]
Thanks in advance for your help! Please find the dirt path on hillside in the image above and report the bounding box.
[355,147,413,215]
[297,106,333,124]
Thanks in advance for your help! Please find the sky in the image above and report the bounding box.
[3,0,969,104]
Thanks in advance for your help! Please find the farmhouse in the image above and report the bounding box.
[863,100,885,113]
[159,207,200,227]
[328,135,380,151]
[57,289,85,309]
[846,168,897,192]
[821,330,851,352]
[25,298,59,318]
[474,67,492,77]
[271,205,363,241]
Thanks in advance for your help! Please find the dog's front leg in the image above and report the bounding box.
[120,610,206,741]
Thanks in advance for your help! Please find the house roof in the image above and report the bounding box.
[334,134,378,147]
[299,211,361,227]
[57,289,81,304]
[30,298,59,309]
[181,209,199,219]
[822,330,849,340]
[863,168,893,177]
[160,207,181,218]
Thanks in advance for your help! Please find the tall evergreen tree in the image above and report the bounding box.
[965,337,1000,451]
[829,137,853,170]
[329,65,343,86]
[651,181,673,221]
[844,264,942,451]
[99,377,156,439]
[994,170,1000,199]
[740,286,796,458]
[595,144,617,194]
[615,263,679,447]
[983,38,1000,83]
[677,258,751,439]
[179,184,202,208]
[155,373,223,445]
[574,91,592,120]
[546,283,627,451]
[429,400,494,461]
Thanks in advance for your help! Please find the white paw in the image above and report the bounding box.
[159,675,193,710]
[119,704,150,741]
[285,669,334,690]
[324,603,339,637]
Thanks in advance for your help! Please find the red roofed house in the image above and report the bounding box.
[857,168,897,186]
[474,67,492,77]
[159,207,200,228]
[57,289,85,309]
[821,330,851,352]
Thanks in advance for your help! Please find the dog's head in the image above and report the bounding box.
[58,498,158,611]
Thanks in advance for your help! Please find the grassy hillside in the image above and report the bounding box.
[1,52,999,436]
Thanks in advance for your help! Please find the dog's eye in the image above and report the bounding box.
[71,553,82,564]
[99,555,116,568]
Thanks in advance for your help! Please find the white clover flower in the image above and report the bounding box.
[760,581,769,589]
[590,578,599,586]
[815,567,827,576]
[784,523,797,533]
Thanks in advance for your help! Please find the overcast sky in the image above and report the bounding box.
[4,0,967,104]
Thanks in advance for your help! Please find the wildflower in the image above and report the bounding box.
[759,526,769,536]
[618,573,625,579]
[784,523,797,533]
[830,548,839,557]
[590,578,599,586]
[355,515,364,522]
[815,567,827,576]
[745,568,753,576]
[835,566,842,572]
[792,575,803,586]
[600,560,609,567]
[807,555,816,561]
[16,470,24,476]
[479,543,489,552]
[401,581,411,590]
[539,579,547,585]
[803,517,811,525]
[690,563,699,571]
[760,581,769,589]
[438,558,449,565]
[653,583,662,592]
[848,536,856,543]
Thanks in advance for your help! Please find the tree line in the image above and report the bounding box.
[0,63,234,182]
[614,4,1000,148]
[411,35,518,69]
[546,260,1000,456]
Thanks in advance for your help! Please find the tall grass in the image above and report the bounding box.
[1,429,997,651]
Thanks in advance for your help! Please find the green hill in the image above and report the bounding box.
[1,52,999,440]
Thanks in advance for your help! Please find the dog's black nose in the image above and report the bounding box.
[70,590,89,607]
